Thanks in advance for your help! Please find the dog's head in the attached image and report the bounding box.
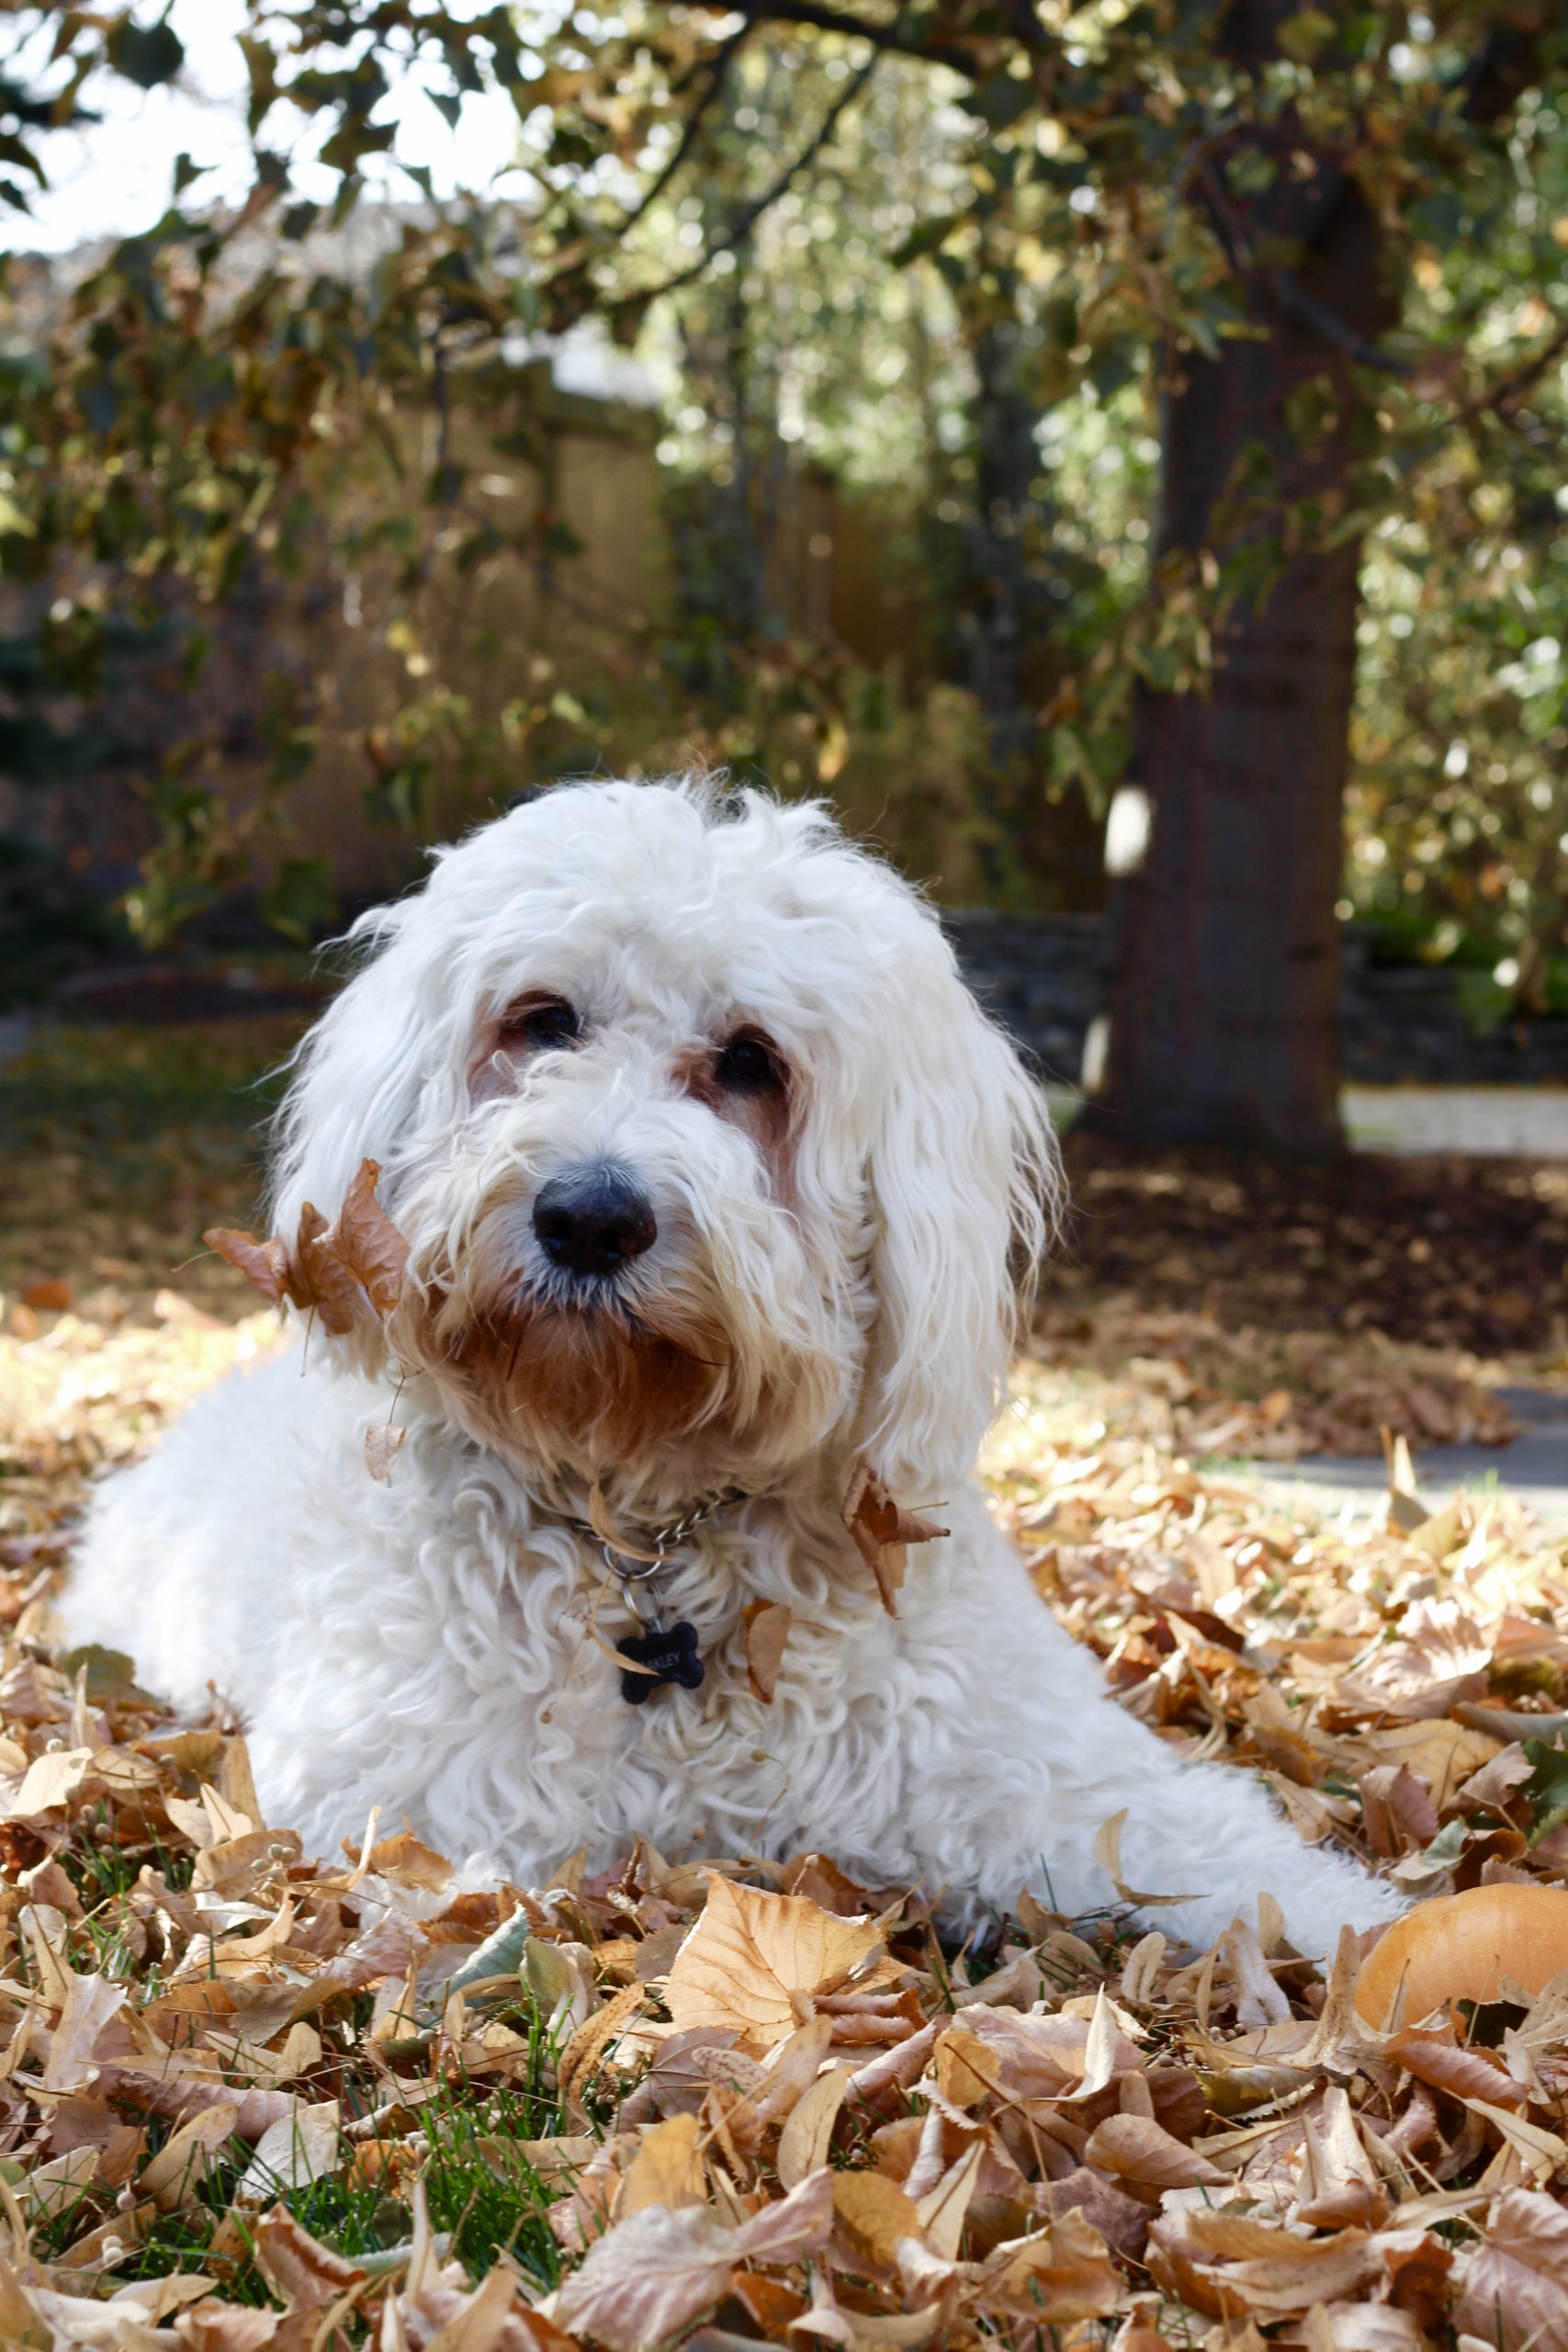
[271,779,1059,1505]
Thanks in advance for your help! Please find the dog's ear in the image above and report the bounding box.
[266,901,432,1258]
[859,951,1059,1494]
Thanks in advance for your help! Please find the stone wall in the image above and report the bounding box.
[943,911,1568,1088]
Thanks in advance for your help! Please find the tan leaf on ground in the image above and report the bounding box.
[141,2105,243,2212]
[176,2299,283,2351]
[42,1972,128,2094]
[9,1747,94,1820]
[664,1877,886,2050]
[976,2211,1122,2323]
[1455,2188,1568,2352]
[734,2166,836,2266]
[831,2171,922,2267]
[253,2208,367,2310]
[615,2114,705,2218]
[1358,1765,1440,1858]
[1083,2111,1228,2197]
[552,2203,737,2352]
[777,2066,850,2188]
[236,2102,341,2202]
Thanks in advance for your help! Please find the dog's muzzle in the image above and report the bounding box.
[533,1161,657,1282]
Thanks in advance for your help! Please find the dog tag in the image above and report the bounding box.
[619,1620,705,1705]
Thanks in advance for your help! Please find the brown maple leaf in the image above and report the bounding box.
[332,1157,410,1318]
[205,1162,410,1335]
[204,1228,291,1309]
[293,1202,364,1336]
[842,1461,948,1617]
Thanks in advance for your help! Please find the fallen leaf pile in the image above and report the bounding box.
[1026,1303,1522,1460]
[6,1028,1568,2345]
[0,1292,1563,2346]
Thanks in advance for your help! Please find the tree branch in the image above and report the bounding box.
[610,20,753,244]
[605,34,886,313]
[1269,270,1413,376]
[690,1,980,74]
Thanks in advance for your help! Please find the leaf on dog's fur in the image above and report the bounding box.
[364,1424,405,1484]
[587,1482,662,1563]
[842,1462,948,1618]
[208,1163,408,1335]
[204,1227,291,1308]
[663,1876,887,2050]
[293,1204,364,1337]
[332,1159,409,1317]
[743,1601,792,1703]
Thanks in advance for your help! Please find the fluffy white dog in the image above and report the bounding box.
[65,777,1398,1952]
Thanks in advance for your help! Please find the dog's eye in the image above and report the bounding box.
[716,1031,785,1093]
[500,998,581,1054]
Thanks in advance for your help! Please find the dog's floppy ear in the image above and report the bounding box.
[859,945,1060,1494]
[267,899,434,1255]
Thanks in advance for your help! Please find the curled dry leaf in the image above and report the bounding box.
[293,1204,364,1338]
[331,1158,410,1317]
[205,1160,409,1335]
[842,1462,949,1617]
[743,1600,792,1703]
[203,1229,290,1310]
[364,1424,405,1484]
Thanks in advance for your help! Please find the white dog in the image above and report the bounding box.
[64,778,1398,1952]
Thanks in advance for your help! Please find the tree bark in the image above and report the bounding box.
[1094,7,1394,1154]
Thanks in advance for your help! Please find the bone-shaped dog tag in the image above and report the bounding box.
[619,1620,705,1705]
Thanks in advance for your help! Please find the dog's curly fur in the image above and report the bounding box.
[64,778,1400,1951]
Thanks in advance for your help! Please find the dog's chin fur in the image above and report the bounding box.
[60,775,1406,1956]
[413,1292,796,1497]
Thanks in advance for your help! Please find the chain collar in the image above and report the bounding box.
[558,1487,744,1704]
[581,1489,738,1625]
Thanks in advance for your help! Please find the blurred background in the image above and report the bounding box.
[3,1,1568,1515]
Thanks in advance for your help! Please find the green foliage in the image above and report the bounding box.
[0,0,1563,958]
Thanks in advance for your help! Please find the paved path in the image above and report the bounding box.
[1245,1385,1568,1535]
[1340,1086,1568,1159]
[1048,1085,1568,1159]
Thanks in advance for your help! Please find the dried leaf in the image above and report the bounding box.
[777,2067,850,2189]
[1082,2111,1228,2195]
[615,2114,705,2218]
[1456,2191,1568,2351]
[332,1159,409,1317]
[733,2166,836,2265]
[253,2208,367,2310]
[663,1878,886,2051]
[364,1423,405,1483]
[831,2171,921,2267]
[842,1463,948,1617]
[292,1203,362,1336]
[236,2102,341,2202]
[552,2203,737,2352]
[203,1229,290,1310]
[743,1601,792,1703]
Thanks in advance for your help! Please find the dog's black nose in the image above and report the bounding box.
[533,1164,657,1279]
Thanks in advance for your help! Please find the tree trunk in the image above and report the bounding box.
[1094,8,1394,1154]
